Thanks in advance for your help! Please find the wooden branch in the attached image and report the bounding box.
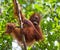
[12,0,27,50]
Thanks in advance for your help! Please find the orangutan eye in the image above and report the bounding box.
[35,16,38,19]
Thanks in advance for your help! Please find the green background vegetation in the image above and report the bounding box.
[0,0,60,50]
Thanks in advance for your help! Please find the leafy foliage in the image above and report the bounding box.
[0,0,60,50]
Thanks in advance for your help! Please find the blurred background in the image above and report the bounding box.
[0,0,60,50]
